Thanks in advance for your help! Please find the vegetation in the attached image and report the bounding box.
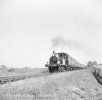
[87,61,102,85]
[0,69,102,100]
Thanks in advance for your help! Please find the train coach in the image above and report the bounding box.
[45,51,84,72]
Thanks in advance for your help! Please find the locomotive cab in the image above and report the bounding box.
[57,53,68,66]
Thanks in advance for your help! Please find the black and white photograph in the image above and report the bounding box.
[0,0,102,100]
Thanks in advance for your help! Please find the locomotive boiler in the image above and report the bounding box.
[45,51,84,72]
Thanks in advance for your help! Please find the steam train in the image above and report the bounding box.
[45,51,84,72]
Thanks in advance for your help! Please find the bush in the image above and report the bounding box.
[7,68,15,72]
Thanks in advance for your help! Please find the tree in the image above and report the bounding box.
[87,61,94,68]
[87,61,98,73]
[0,65,8,72]
[87,61,98,67]
[1,65,7,69]
[93,61,98,67]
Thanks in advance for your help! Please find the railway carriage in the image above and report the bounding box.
[45,51,84,72]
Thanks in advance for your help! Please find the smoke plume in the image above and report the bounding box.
[52,36,83,50]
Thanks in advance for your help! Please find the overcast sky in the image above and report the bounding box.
[0,0,102,68]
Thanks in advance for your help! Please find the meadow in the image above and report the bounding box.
[0,69,102,100]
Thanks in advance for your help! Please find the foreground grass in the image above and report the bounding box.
[0,69,102,100]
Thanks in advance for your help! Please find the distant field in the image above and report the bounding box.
[0,68,48,77]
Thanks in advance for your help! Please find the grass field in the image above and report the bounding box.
[0,69,102,100]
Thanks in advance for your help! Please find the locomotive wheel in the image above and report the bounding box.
[52,67,54,72]
[70,67,73,71]
[49,67,55,73]
[66,66,70,71]
[58,67,65,72]
[49,67,52,73]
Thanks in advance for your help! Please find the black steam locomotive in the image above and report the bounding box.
[45,51,84,72]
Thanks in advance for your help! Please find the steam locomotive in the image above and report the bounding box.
[45,51,84,72]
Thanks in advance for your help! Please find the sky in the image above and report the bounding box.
[0,0,102,68]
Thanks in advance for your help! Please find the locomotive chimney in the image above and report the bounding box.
[52,51,56,56]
